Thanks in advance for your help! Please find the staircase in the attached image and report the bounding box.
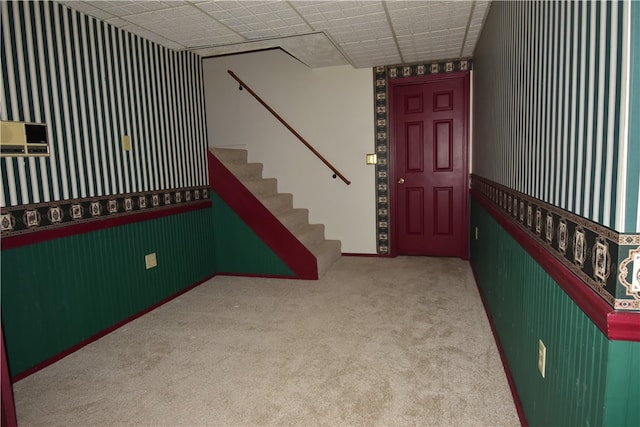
[210,147,341,278]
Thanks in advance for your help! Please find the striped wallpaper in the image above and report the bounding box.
[0,0,208,208]
[473,0,639,232]
[626,3,640,232]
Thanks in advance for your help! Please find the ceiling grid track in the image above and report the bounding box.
[460,0,477,58]
[382,0,405,66]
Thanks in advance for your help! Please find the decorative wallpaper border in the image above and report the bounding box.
[0,186,210,238]
[472,174,640,311]
[373,59,473,254]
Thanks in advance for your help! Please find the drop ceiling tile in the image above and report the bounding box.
[313,9,347,21]
[329,27,377,40]
[387,3,471,36]
[280,32,349,67]
[197,1,311,40]
[471,2,491,25]
[313,1,353,14]
[118,25,185,50]
[293,0,385,24]
[197,1,283,17]
[342,38,398,58]
[242,24,312,40]
[462,45,475,57]
[475,1,492,11]
[62,0,492,69]
[384,2,442,17]
[339,4,385,19]
[90,0,185,16]
[84,1,120,10]
[124,5,245,46]
[59,1,116,20]
[105,17,131,28]
[181,35,242,48]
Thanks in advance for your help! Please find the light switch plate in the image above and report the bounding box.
[366,153,377,165]
[122,135,131,151]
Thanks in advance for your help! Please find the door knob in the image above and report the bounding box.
[398,177,405,184]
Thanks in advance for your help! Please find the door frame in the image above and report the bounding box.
[388,71,470,258]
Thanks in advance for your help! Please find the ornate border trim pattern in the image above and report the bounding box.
[0,186,210,238]
[472,174,640,311]
[373,59,472,254]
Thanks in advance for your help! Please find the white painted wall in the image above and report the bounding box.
[203,49,377,254]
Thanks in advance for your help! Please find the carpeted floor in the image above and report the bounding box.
[13,256,520,426]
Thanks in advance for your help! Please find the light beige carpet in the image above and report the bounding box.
[13,256,520,426]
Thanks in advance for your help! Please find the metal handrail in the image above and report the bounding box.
[227,70,351,185]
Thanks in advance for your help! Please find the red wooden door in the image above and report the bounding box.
[391,73,468,257]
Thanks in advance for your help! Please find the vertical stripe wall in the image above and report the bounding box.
[0,0,208,208]
[625,2,640,231]
[473,0,639,232]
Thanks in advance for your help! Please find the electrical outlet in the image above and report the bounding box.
[475,226,478,240]
[145,253,157,269]
[538,339,547,378]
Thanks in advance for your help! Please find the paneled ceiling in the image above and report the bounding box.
[58,0,491,68]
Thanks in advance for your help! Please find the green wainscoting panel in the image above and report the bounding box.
[603,340,640,426]
[211,192,294,277]
[1,207,216,378]
[470,198,640,427]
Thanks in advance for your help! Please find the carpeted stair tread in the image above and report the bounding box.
[260,193,293,215]
[278,208,310,233]
[223,162,263,180]
[209,147,248,164]
[294,223,326,249]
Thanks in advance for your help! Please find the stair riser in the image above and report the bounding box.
[296,226,326,249]
[210,148,248,164]
[245,179,278,197]
[225,163,263,180]
[279,210,309,233]
[261,194,293,215]
[214,150,247,164]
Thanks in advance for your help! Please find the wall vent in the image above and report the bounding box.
[0,121,49,157]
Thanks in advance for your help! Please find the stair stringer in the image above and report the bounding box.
[207,151,318,279]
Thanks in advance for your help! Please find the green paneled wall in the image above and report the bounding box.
[1,192,298,378]
[603,340,640,426]
[470,198,640,426]
[211,191,294,277]
[2,208,216,377]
